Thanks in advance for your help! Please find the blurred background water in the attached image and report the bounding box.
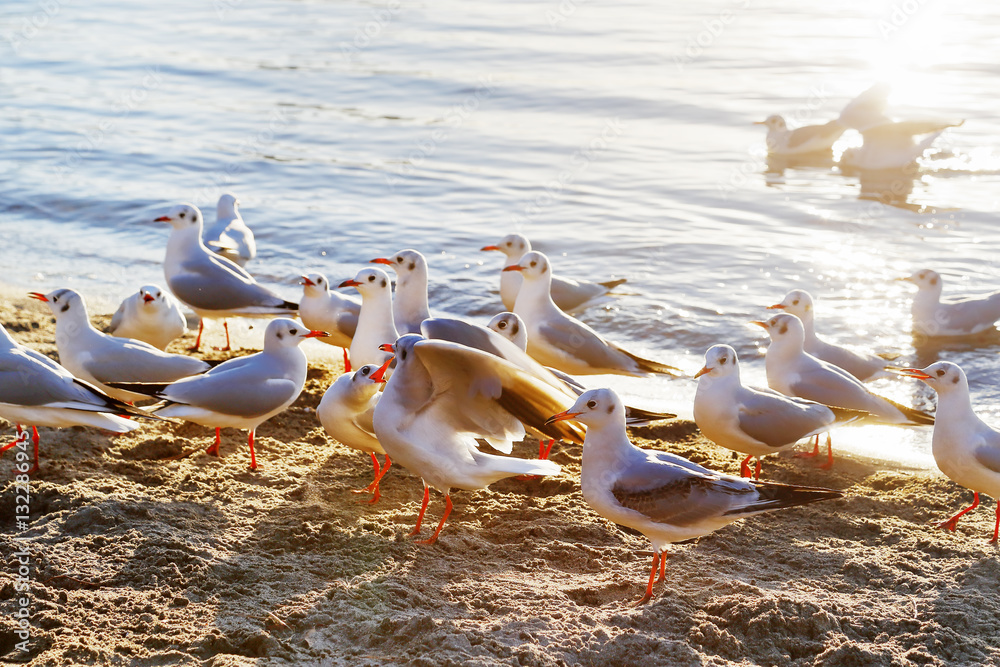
[2,0,999,467]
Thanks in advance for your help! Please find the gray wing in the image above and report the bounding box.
[940,293,1000,332]
[866,119,962,139]
[785,121,844,149]
[538,316,632,371]
[160,355,298,418]
[737,389,833,448]
[108,300,127,334]
[169,257,293,312]
[787,361,873,411]
[550,275,605,311]
[83,339,208,383]
[973,443,1000,475]
[0,350,112,409]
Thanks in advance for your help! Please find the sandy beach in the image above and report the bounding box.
[2,295,999,667]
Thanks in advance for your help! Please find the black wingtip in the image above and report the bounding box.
[598,277,627,291]
[281,300,299,311]
[726,481,844,516]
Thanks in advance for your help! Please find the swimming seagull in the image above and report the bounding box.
[30,289,211,404]
[156,203,297,351]
[898,269,1000,338]
[754,115,846,156]
[481,233,626,315]
[506,251,680,377]
[298,273,360,370]
[371,335,565,544]
[694,344,869,476]
[318,362,392,503]
[203,193,256,267]
[547,388,843,605]
[108,284,188,351]
[840,119,963,171]
[902,362,1000,542]
[767,289,898,381]
[370,249,432,334]
[107,319,327,471]
[338,267,398,369]
[0,323,153,474]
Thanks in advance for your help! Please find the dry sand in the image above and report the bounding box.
[1,295,999,666]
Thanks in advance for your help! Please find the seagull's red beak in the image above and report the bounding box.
[750,320,769,329]
[766,303,785,310]
[369,258,393,266]
[300,276,316,287]
[502,265,523,272]
[896,277,915,283]
[694,365,711,378]
[378,343,395,352]
[545,409,582,426]
[154,215,171,222]
[142,293,155,303]
[339,279,361,288]
[900,368,932,380]
[369,356,393,383]
[28,292,48,302]
[480,245,501,252]
[303,330,329,339]
[753,120,767,125]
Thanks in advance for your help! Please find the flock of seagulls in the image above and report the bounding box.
[4,191,1000,604]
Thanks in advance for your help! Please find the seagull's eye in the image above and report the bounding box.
[400,349,407,360]
[361,367,370,375]
[792,300,799,306]
[720,357,727,365]
[529,260,537,268]
[936,369,946,377]
[52,296,58,302]
[397,256,404,263]
[368,275,375,282]
[504,241,511,247]
[179,212,186,219]
[318,278,324,284]
[586,400,597,409]
[497,320,507,329]
[289,328,298,335]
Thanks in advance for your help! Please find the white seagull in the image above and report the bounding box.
[371,334,566,544]
[694,344,868,476]
[317,362,392,503]
[898,269,1000,338]
[902,362,1000,542]
[754,115,846,156]
[507,251,680,377]
[481,233,626,315]
[370,249,432,334]
[338,267,398,369]
[203,193,256,267]
[108,319,327,470]
[754,313,934,437]
[156,203,297,351]
[768,289,897,381]
[547,388,843,604]
[30,289,210,404]
[841,119,963,171]
[0,323,151,474]
[108,284,188,351]
[299,273,360,370]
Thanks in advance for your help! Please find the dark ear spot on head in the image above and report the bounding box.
[607,404,614,414]
[778,323,788,335]
[61,303,70,313]
[276,331,283,340]
[952,376,959,384]
[408,262,415,271]
[805,304,811,311]
[512,322,519,336]
[931,277,938,286]
[380,278,387,288]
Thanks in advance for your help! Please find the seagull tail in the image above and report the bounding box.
[620,349,683,377]
[598,278,627,291]
[826,405,877,427]
[727,481,843,516]
[624,405,677,426]
[73,378,172,422]
[105,381,172,398]
[472,450,561,480]
[887,398,935,426]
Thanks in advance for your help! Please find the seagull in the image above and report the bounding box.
[754,313,934,433]
[108,284,188,351]
[547,388,843,605]
[156,203,297,351]
[107,319,327,471]
[338,267,398,369]
[767,289,897,381]
[0,323,153,474]
[840,119,963,171]
[29,289,211,404]
[203,193,256,267]
[694,344,869,476]
[317,362,392,503]
[898,269,1000,338]
[901,362,1000,542]
[371,334,566,544]
[837,82,892,131]
[299,273,360,370]
[754,115,845,156]
[481,233,626,315]
[370,249,432,334]
[506,251,680,377]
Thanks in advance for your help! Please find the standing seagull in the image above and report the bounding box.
[339,267,398,369]
[203,193,256,267]
[317,363,392,503]
[898,269,1000,338]
[30,289,210,403]
[299,273,360,371]
[902,362,1000,542]
[0,323,151,474]
[371,335,566,544]
[481,233,626,314]
[370,249,432,334]
[754,115,845,155]
[156,203,297,351]
[694,344,868,476]
[547,388,843,604]
[108,284,188,351]
[108,319,327,470]
[507,251,679,377]
[768,289,897,381]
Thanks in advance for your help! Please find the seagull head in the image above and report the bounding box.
[487,312,526,350]
[504,250,551,283]
[300,273,329,296]
[754,115,786,130]
[751,312,806,350]
[29,288,87,321]
[481,233,530,260]
[264,318,328,351]
[768,288,814,322]
[695,344,740,380]
[351,363,386,389]
[897,269,943,295]
[370,249,427,282]
[137,285,166,309]
[339,267,391,298]
[901,361,968,395]
[546,387,625,430]
[154,203,204,231]
[216,192,240,219]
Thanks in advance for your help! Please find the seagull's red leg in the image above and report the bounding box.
[247,429,258,471]
[215,320,232,352]
[540,439,555,460]
[797,435,821,459]
[634,552,661,606]
[25,426,40,475]
[740,455,753,478]
[818,434,834,470]
[353,452,381,495]
[205,428,222,457]
[343,348,352,373]
[0,427,28,456]
[415,493,453,545]
[408,484,431,537]
[657,550,667,582]
[753,457,762,480]
[992,501,1000,544]
[367,455,391,504]
[938,492,979,531]
[189,320,205,352]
